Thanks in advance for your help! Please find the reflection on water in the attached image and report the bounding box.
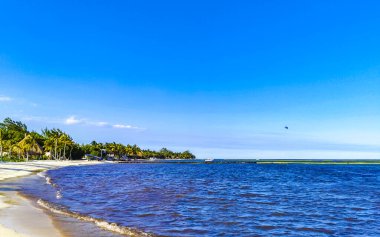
[21,164,380,236]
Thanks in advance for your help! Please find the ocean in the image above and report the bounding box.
[19,163,380,236]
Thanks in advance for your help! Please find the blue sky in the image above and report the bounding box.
[1,0,380,159]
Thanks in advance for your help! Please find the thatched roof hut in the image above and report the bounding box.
[17,134,43,155]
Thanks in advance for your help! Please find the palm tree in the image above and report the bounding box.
[12,143,23,160]
[108,142,118,158]
[0,128,4,158]
[131,144,142,157]
[5,139,17,159]
[42,128,63,160]
[59,133,74,160]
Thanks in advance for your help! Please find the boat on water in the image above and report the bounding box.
[205,158,214,164]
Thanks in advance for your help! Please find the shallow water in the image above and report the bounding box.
[20,164,380,236]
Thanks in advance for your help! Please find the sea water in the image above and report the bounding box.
[20,163,380,236]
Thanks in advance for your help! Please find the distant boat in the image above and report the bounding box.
[205,158,214,164]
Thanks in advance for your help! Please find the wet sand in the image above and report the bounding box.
[0,160,100,237]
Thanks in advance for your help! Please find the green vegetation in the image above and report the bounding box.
[0,117,195,162]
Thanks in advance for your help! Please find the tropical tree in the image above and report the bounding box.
[70,143,85,160]
[0,118,29,160]
[30,131,46,148]
[131,144,142,157]
[159,148,175,159]
[0,128,5,158]
[42,128,63,160]
[179,150,196,159]
[59,133,75,160]
[0,117,197,161]
[0,117,28,142]
[11,143,23,160]
[88,141,103,156]
[124,144,134,156]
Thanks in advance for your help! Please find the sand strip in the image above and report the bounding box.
[0,160,100,237]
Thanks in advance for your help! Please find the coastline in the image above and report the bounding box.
[0,160,101,237]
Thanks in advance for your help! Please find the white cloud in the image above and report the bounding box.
[64,116,83,125]
[113,124,133,129]
[20,114,141,129]
[94,121,109,127]
[0,96,12,102]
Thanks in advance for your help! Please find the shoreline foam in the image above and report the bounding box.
[37,199,153,237]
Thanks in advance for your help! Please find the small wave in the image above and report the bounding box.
[56,190,62,199]
[37,199,154,237]
[45,176,58,188]
[37,172,58,188]
[45,176,51,184]
[39,174,61,199]
[36,172,46,178]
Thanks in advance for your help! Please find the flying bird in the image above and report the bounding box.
[284,126,288,129]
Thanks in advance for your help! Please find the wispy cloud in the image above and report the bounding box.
[19,115,142,130]
[64,116,140,129]
[113,124,134,129]
[64,116,84,125]
[92,121,109,127]
[0,96,12,102]
[0,96,39,108]
[22,116,61,124]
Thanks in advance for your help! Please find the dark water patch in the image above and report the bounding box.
[215,221,239,226]
[166,228,208,235]
[270,212,288,217]
[253,201,277,205]
[344,217,360,222]
[136,213,156,218]
[295,227,334,235]
[239,192,265,198]
[255,225,277,231]
[351,207,367,211]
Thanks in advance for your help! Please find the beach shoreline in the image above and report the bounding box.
[0,160,101,237]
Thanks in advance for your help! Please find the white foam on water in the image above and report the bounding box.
[37,199,154,237]
[46,176,52,185]
[56,190,62,199]
[36,172,46,178]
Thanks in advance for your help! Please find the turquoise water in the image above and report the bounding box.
[21,164,380,236]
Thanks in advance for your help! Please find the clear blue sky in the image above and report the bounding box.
[1,0,379,159]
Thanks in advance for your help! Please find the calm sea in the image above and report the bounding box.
[20,163,380,236]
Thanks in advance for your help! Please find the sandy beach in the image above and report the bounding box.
[0,160,100,237]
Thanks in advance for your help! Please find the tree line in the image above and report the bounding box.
[0,117,195,161]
